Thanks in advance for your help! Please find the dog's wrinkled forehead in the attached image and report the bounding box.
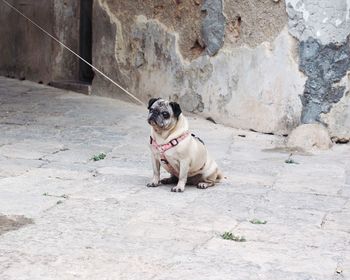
[152,99,171,112]
[148,98,182,120]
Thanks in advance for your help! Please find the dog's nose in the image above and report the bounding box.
[149,114,156,121]
[148,115,157,125]
[150,111,160,120]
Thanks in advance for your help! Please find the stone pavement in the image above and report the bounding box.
[0,76,349,280]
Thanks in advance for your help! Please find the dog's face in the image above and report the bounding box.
[147,98,182,131]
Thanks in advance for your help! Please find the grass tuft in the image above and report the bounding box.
[91,153,106,161]
[249,219,267,225]
[221,232,246,242]
[285,153,299,164]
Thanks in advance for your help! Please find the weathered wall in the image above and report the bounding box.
[287,0,350,121]
[92,0,350,139]
[0,0,79,83]
[52,0,80,82]
[0,0,53,82]
[0,0,349,140]
[286,0,350,140]
[92,0,303,134]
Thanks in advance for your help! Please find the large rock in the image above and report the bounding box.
[287,124,332,151]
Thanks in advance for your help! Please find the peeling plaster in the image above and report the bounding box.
[320,72,350,141]
[201,0,225,56]
[287,0,350,133]
[129,19,305,133]
[92,0,309,134]
[286,0,350,44]
[97,0,127,66]
[299,36,350,123]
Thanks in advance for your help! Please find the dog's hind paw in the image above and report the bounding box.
[197,182,213,189]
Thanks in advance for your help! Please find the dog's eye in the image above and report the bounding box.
[162,112,170,119]
[149,108,154,113]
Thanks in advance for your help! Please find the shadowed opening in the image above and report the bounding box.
[79,0,94,83]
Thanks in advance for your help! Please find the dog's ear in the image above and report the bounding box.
[170,102,182,119]
[148,98,160,109]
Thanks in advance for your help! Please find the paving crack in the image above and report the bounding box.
[51,147,69,155]
[37,158,51,168]
[191,235,215,254]
[320,212,328,229]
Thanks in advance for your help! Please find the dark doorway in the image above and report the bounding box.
[79,0,94,83]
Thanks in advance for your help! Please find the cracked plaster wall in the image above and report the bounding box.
[1,0,349,138]
[287,0,350,139]
[93,0,304,135]
[92,0,350,138]
[320,72,350,142]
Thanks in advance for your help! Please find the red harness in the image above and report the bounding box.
[150,132,190,177]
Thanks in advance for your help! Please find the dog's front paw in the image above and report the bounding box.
[147,182,159,188]
[171,185,185,192]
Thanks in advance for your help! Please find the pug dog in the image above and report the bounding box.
[147,98,222,192]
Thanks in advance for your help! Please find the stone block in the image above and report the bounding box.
[287,124,332,151]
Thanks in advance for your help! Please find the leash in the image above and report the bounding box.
[0,0,145,106]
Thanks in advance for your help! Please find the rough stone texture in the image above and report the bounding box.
[93,0,287,60]
[0,0,54,83]
[91,0,302,135]
[2,0,350,139]
[91,0,131,100]
[224,0,287,48]
[320,72,350,142]
[0,0,79,83]
[201,0,225,56]
[299,36,350,123]
[93,1,305,134]
[287,124,332,151]
[286,0,350,136]
[89,0,348,137]
[100,0,205,61]
[1,77,350,279]
[52,0,80,81]
[286,0,350,45]
[199,29,304,133]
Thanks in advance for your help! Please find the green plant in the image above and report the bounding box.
[249,219,267,225]
[221,232,246,242]
[285,153,299,164]
[91,152,106,161]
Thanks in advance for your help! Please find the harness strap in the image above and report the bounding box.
[150,132,190,176]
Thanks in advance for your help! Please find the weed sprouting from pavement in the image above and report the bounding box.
[221,232,246,242]
[285,153,299,164]
[249,219,267,225]
[91,153,106,161]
